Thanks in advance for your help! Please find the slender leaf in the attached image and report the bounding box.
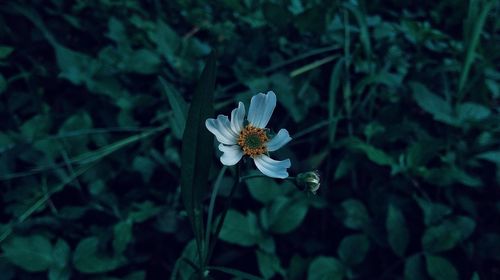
[328,58,344,145]
[180,51,217,263]
[159,77,188,139]
[208,266,264,280]
[459,0,495,97]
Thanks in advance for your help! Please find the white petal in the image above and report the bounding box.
[267,129,292,152]
[253,154,291,179]
[205,115,238,145]
[230,102,245,134]
[218,144,243,166]
[247,91,276,128]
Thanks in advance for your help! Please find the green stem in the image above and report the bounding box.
[240,174,296,182]
[204,166,227,258]
[204,164,241,267]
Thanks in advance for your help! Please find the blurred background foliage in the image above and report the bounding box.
[0,0,499,279]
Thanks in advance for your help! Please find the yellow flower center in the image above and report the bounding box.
[237,125,268,156]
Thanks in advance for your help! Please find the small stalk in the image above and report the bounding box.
[204,164,241,267]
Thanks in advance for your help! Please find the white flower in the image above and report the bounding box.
[205,91,292,179]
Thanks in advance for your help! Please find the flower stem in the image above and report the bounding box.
[204,164,241,267]
[204,166,227,258]
[240,174,296,182]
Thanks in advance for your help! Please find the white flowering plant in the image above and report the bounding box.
[206,91,292,178]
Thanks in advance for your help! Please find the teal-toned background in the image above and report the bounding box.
[0,1,499,279]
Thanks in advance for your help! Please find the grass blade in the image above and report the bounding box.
[344,3,372,58]
[328,58,344,146]
[458,0,495,100]
[0,126,165,181]
[0,163,96,244]
[289,55,339,77]
[208,266,264,280]
[159,77,188,139]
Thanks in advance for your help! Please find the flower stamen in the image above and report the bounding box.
[237,125,268,156]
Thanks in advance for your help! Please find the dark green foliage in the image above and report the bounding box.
[0,0,499,279]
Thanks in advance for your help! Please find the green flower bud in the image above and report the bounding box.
[296,171,321,194]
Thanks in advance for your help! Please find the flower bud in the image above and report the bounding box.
[296,171,321,194]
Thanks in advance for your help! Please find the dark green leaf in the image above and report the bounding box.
[129,201,161,223]
[132,156,156,182]
[422,216,475,253]
[425,255,458,280]
[0,46,14,59]
[414,196,452,226]
[287,254,307,280]
[0,74,6,94]
[410,82,454,125]
[267,197,308,234]
[262,3,291,28]
[49,239,71,280]
[48,266,71,280]
[170,240,198,280]
[404,254,428,280]
[151,20,180,61]
[1,235,53,272]
[257,235,276,253]
[345,138,395,166]
[180,51,217,260]
[386,204,409,257]
[307,256,345,280]
[476,151,500,165]
[159,77,188,139]
[456,102,491,122]
[337,234,370,265]
[51,239,70,269]
[58,112,93,154]
[113,220,133,255]
[73,237,123,273]
[334,156,353,180]
[341,199,370,230]
[106,18,127,45]
[485,78,499,98]
[219,210,260,246]
[124,49,161,74]
[20,114,51,140]
[406,140,442,168]
[256,250,284,279]
[246,176,287,204]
